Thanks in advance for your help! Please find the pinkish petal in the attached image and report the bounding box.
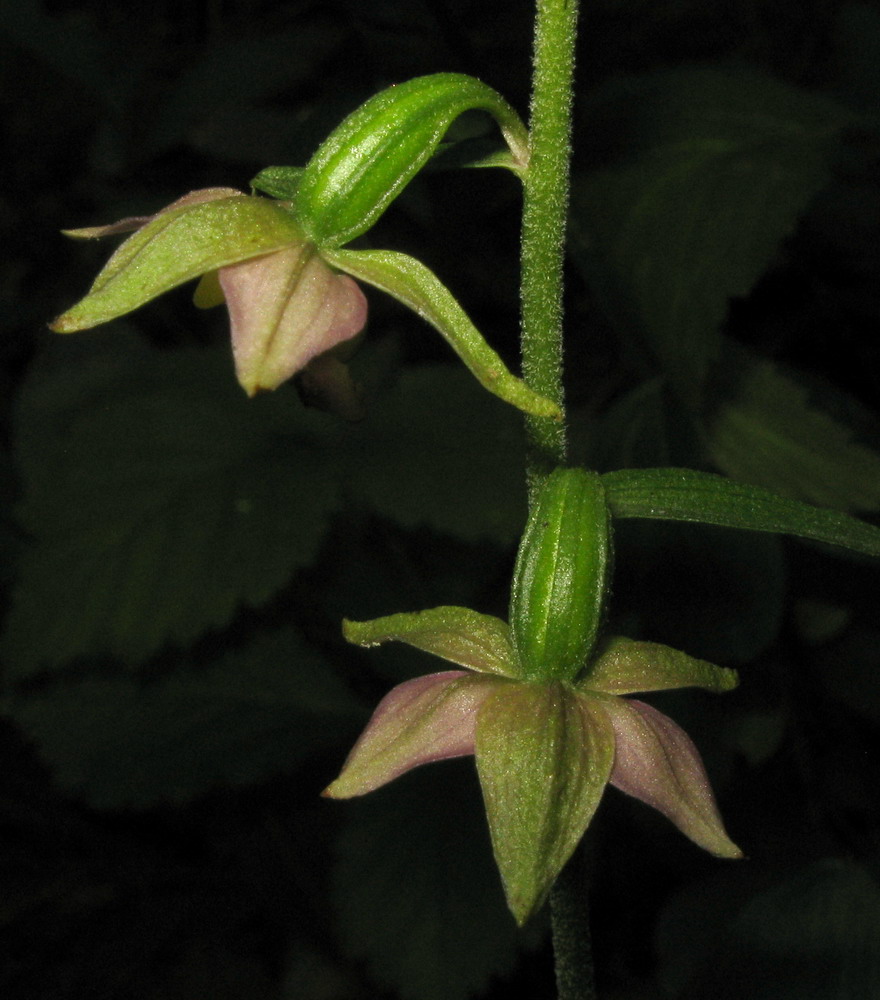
[323,671,505,799]
[221,246,368,395]
[603,697,742,858]
[63,188,243,239]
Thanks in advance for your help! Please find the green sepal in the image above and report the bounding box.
[296,73,529,248]
[250,166,304,201]
[50,197,303,333]
[475,682,615,925]
[325,247,561,420]
[580,636,739,696]
[509,468,612,681]
[602,467,880,558]
[343,607,519,677]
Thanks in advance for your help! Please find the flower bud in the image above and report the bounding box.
[509,468,612,681]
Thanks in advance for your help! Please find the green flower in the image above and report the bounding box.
[325,607,741,925]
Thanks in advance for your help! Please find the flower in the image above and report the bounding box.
[324,607,741,925]
[51,186,560,418]
[50,188,368,397]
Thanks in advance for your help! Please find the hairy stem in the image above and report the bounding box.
[550,841,596,1000]
[521,1,595,995]
[520,0,579,494]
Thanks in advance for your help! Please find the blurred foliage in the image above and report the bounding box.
[2,0,880,998]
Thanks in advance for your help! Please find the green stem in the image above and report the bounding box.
[522,1,595,995]
[549,840,596,1000]
[520,0,579,494]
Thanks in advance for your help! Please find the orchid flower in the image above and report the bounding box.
[326,468,743,926]
[49,75,560,419]
[51,188,368,397]
[325,610,741,925]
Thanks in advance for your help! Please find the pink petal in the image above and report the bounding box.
[323,671,504,798]
[220,246,368,395]
[603,698,742,858]
[63,188,244,239]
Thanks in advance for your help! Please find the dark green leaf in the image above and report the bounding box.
[704,359,880,513]
[142,28,340,156]
[2,336,341,677]
[341,365,527,543]
[570,65,853,401]
[603,467,880,558]
[614,520,786,663]
[332,763,521,1000]
[3,627,362,808]
[660,859,880,999]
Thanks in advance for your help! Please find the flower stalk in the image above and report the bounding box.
[520,0,580,490]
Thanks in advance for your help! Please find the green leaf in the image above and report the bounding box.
[343,607,518,677]
[340,365,528,544]
[818,624,880,725]
[296,73,528,248]
[704,359,880,513]
[2,337,340,677]
[50,194,303,332]
[327,248,561,419]
[582,636,738,695]
[333,763,522,1000]
[603,467,880,558]
[570,65,852,401]
[659,859,880,999]
[475,683,615,925]
[2,628,362,808]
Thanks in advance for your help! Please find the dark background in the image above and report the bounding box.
[2,1,880,997]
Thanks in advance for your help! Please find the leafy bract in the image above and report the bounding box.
[2,337,341,677]
[603,467,880,558]
[2,628,362,808]
[570,64,853,402]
